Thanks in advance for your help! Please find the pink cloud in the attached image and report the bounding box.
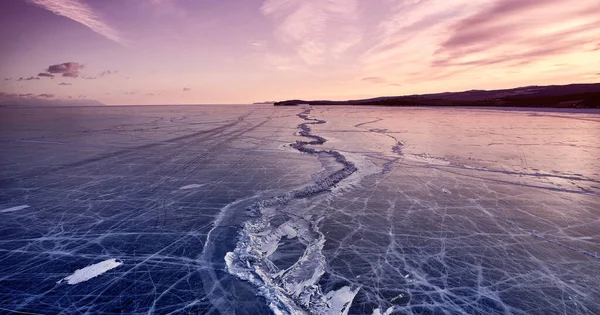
[434,0,600,68]
[47,62,83,77]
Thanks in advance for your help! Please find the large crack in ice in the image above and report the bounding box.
[222,108,362,314]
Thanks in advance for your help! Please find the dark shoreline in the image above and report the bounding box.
[274,82,600,109]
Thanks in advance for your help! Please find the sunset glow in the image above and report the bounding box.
[1,0,599,104]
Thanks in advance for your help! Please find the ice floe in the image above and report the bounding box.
[58,259,123,285]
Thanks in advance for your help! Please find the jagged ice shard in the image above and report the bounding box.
[0,105,599,314]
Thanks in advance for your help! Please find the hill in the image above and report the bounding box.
[274,83,600,108]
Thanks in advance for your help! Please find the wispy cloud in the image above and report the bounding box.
[262,0,362,65]
[360,0,600,87]
[433,0,600,69]
[249,40,267,49]
[148,0,187,18]
[183,87,191,92]
[26,0,126,45]
[58,82,72,85]
[38,72,55,78]
[99,70,118,77]
[361,77,387,84]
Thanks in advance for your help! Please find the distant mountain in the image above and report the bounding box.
[253,101,275,105]
[275,83,600,108]
[0,93,104,107]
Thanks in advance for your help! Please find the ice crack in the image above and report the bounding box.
[224,108,361,314]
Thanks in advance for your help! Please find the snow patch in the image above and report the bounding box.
[331,152,380,194]
[179,184,206,190]
[372,306,395,315]
[0,205,30,213]
[464,165,488,170]
[58,259,123,285]
[404,153,450,166]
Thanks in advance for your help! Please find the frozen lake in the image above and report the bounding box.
[0,105,599,314]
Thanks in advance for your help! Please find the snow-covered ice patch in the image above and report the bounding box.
[373,307,395,315]
[179,184,206,190]
[58,259,123,285]
[0,205,30,213]
[331,152,380,194]
[404,153,450,166]
[464,165,488,170]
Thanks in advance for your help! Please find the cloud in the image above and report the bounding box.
[146,93,155,96]
[46,62,83,77]
[4,78,11,81]
[361,77,387,84]
[38,93,55,98]
[38,72,55,78]
[18,76,41,81]
[0,92,32,99]
[433,0,600,68]
[262,0,362,65]
[58,82,72,86]
[83,76,97,80]
[183,87,191,92]
[249,40,267,49]
[148,0,187,18]
[26,0,126,45]
[359,0,600,88]
[99,70,118,77]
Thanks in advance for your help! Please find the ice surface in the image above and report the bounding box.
[58,258,123,285]
[0,105,599,314]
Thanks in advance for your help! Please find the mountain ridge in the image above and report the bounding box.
[274,83,600,108]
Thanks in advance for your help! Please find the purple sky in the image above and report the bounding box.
[0,0,599,104]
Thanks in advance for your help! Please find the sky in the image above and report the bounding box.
[0,0,599,105]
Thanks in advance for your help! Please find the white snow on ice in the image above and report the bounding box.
[404,153,450,165]
[0,205,30,213]
[372,306,395,315]
[179,184,206,190]
[58,259,123,285]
